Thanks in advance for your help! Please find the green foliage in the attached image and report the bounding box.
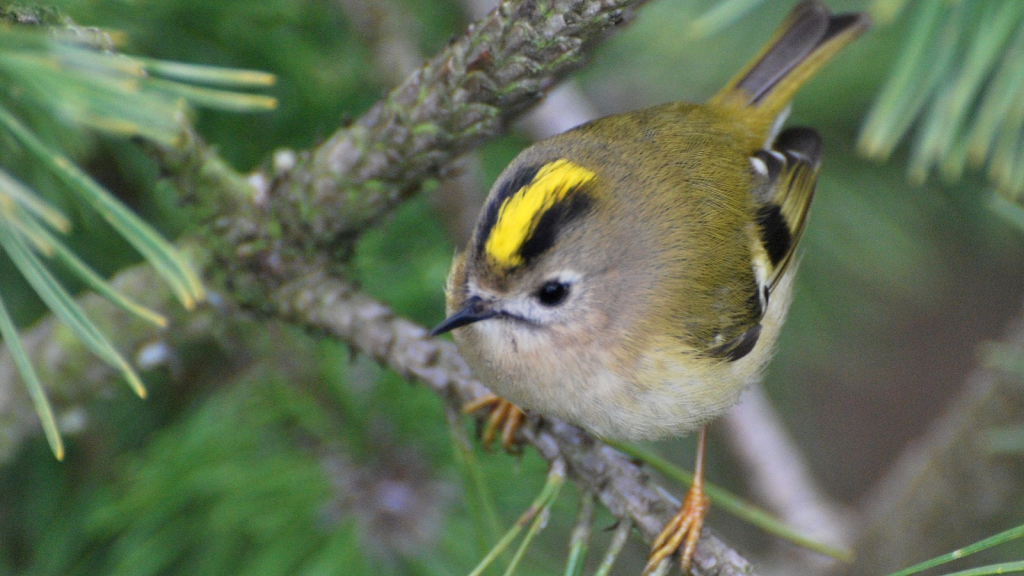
[884,524,1024,576]
[860,0,1024,205]
[86,382,342,576]
[2,0,1024,575]
[45,0,405,170]
[0,22,277,457]
[467,462,566,576]
[0,324,579,576]
[354,195,452,329]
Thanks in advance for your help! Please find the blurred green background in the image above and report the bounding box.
[2,0,1023,575]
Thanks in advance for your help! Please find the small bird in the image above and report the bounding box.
[432,2,869,572]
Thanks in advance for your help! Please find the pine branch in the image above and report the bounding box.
[0,243,759,574]
[269,266,757,576]
[184,0,648,266]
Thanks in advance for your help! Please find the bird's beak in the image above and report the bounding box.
[430,296,496,336]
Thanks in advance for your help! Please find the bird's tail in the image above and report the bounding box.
[710,1,870,140]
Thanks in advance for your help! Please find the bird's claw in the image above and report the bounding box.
[463,393,525,452]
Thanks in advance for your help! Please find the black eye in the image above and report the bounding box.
[536,281,569,307]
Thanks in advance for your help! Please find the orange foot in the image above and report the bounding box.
[642,426,709,576]
[463,393,525,452]
[643,481,708,575]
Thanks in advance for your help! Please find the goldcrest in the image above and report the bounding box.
[434,1,868,441]
[433,1,869,570]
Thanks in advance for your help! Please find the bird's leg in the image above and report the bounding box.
[643,426,710,575]
[463,393,525,452]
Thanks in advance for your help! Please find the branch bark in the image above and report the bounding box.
[218,0,649,262]
[270,266,757,576]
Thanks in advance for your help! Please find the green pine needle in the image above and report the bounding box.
[969,24,1024,170]
[562,492,594,576]
[0,28,277,145]
[0,170,71,232]
[908,2,1024,185]
[859,1,1024,202]
[0,294,64,460]
[592,517,632,576]
[885,523,1024,576]
[449,417,504,556]
[145,76,277,112]
[1,204,58,256]
[937,562,1024,576]
[605,439,855,562]
[133,57,276,88]
[503,502,553,576]
[0,177,166,326]
[859,1,955,160]
[19,215,168,328]
[0,224,147,398]
[467,460,566,576]
[0,105,205,311]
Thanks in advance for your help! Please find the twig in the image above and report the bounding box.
[460,0,599,141]
[269,267,758,575]
[337,0,487,246]
[233,0,651,258]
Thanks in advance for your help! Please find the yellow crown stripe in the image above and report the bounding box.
[485,159,596,268]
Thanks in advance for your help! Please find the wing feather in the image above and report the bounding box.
[753,127,821,296]
[706,127,820,362]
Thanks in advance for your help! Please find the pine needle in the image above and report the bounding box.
[605,439,854,562]
[885,524,1024,576]
[466,460,566,576]
[0,294,64,460]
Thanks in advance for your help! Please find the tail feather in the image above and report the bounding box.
[711,1,870,128]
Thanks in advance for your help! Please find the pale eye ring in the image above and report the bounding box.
[536,280,569,307]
